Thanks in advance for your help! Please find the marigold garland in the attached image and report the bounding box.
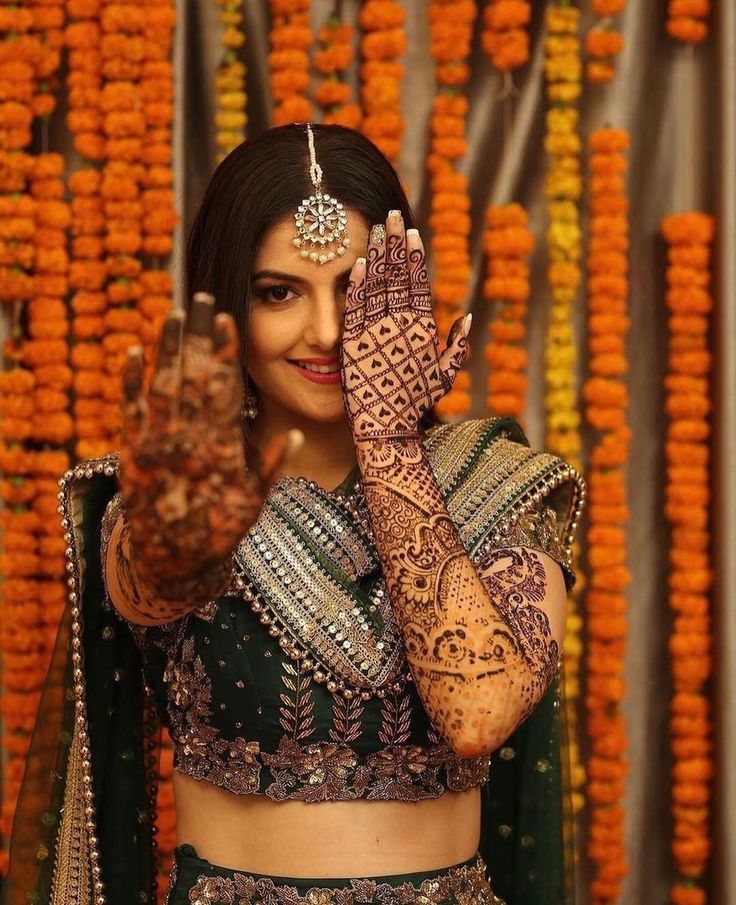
[483,203,533,419]
[315,13,361,129]
[481,0,532,71]
[584,127,631,905]
[542,2,587,876]
[214,0,246,160]
[359,0,406,164]
[586,0,626,85]
[0,6,67,869]
[666,0,710,44]
[661,211,714,905]
[425,0,476,419]
[268,0,313,127]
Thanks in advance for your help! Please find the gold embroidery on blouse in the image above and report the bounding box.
[165,629,489,800]
[184,854,505,904]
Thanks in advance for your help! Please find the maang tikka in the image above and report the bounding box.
[292,123,351,264]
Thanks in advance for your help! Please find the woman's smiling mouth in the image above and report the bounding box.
[289,358,341,383]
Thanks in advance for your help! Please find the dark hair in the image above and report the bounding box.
[186,123,416,376]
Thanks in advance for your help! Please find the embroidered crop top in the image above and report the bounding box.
[99,417,585,803]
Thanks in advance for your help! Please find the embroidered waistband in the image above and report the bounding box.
[172,845,506,905]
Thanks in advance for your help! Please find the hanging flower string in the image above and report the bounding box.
[666,0,710,44]
[427,0,477,419]
[584,127,631,905]
[315,13,361,129]
[0,6,66,865]
[542,0,588,853]
[359,0,406,164]
[213,0,247,161]
[585,0,625,84]
[482,203,533,420]
[481,0,532,71]
[661,211,714,905]
[268,0,313,127]
[97,1,145,453]
[65,1,107,461]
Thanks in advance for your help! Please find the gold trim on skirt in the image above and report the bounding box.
[167,844,506,905]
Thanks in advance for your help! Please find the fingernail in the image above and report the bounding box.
[462,313,473,337]
[388,209,402,220]
[370,224,386,245]
[406,228,420,237]
[286,429,304,456]
[354,256,366,265]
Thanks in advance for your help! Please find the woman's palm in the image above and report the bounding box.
[117,294,291,590]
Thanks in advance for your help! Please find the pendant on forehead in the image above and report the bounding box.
[292,124,352,265]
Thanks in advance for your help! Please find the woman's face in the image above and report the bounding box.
[247,207,370,425]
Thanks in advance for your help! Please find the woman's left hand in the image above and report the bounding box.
[340,210,471,443]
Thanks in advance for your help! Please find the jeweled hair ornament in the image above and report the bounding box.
[292,123,351,265]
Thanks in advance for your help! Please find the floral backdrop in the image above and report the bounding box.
[0,1,731,903]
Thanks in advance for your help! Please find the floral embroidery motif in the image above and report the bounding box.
[185,855,505,904]
[166,638,262,795]
[165,632,489,801]
[263,736,369,802]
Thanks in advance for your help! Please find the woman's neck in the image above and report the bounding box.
[249,406,357,492]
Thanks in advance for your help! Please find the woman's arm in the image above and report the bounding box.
[341,213,570,757]
[356,435,566,758]
[101,494,234,626]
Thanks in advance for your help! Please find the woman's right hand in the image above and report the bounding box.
[117,292,301,604]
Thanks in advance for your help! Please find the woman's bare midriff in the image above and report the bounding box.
[173,771,481,878]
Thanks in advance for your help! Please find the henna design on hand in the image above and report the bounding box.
[340,213,469,442]
[356,434,564,754]
[116,293,297,611]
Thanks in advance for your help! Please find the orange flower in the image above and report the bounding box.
[586,30,624,58]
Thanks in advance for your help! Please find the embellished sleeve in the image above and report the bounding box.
[470,438,586,591]
[492,498,579,591]
[434,419,586,592]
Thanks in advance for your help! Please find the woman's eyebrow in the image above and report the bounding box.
[251,268,353,285]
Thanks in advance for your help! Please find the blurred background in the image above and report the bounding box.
[0,1,733,902]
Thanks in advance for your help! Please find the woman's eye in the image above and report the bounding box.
[256,284,296,305]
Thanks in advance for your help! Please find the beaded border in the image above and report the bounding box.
[56,452,120,904]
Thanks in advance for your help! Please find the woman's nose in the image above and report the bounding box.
[303,290,343,350]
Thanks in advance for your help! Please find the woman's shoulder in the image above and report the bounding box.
[422,415,586,586]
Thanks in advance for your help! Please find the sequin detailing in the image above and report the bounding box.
[184,854,505,904]
[165,629,489,800]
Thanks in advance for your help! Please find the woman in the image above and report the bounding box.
[5,124,585,905]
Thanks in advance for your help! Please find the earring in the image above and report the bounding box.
[241,382,258,421]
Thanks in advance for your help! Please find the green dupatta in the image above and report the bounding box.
[4,416,580,905]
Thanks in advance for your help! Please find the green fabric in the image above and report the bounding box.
[4,416,572,905]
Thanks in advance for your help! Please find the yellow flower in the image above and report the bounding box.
[548,82,582,102]
[215,110,247,130]
[546,7,580,33]
[546,107,579,133]
[218,91,247,110]
[547,221,582,251]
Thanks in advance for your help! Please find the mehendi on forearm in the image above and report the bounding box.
[355,436,559,755]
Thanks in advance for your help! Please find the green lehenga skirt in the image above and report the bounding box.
[165,843,506,904]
